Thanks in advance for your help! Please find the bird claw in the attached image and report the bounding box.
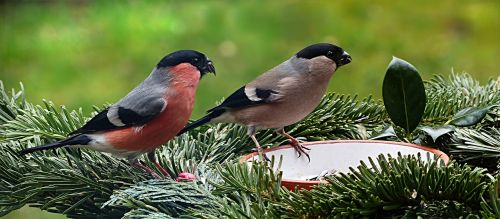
[260,153,271,162]
[300,152,311,162]
[133,161,165,179]
[290,140,311,162]
[251,148,271,162]
[295,137,307,143]
[154,161,171,178]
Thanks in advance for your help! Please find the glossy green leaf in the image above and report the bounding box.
[419,126,455,142]
[382,57,426,134]
[448,104,499,127]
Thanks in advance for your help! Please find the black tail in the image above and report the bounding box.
[178,110,225,135]
[19,134,92,156]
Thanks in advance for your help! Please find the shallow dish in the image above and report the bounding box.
[240,140,450,190]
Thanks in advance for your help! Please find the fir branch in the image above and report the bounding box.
[211,161,283,200]
[122,209,174,219]
[0,81,27,125]
[423,73,500,124]
[280,154,492,218]
[0,102,86,143]
[480,175,500,218]
[155,124,253,177]
[188,191,280,219]
[0,81,90,144]
[188,161,285,219]
[0,139,148,218]
[0,73,498,218]
[450,128,500,173]
[103,180,214,218]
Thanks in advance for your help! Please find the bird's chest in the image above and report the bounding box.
[270,88,325,124]
[278,75,329,114]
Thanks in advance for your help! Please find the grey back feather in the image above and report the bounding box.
[114,68,170,116]
[247,56,310,90]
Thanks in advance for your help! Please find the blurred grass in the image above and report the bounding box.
[0,0,498,218]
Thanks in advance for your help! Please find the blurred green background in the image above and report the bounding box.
[1,0,498,218]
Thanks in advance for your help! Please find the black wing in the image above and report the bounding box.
[207,86,279,113]
[71,100,165,134]
[70,109,115,134]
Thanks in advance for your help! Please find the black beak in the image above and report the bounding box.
[338,51,352,67]
[202,61,216,76]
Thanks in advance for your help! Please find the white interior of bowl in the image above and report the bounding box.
[247,141,444,181]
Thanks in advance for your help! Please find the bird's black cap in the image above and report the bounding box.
[296,43,351,67]
[157,50,216,76]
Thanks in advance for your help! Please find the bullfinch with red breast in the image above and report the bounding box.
[20,50,216,177]
[179,43,351,161]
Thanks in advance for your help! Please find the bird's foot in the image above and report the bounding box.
[294,137,308,144]
[154,161,171,178]
[251,147,271,162]
[289,138,311,162]
[249,132,270,162]
[133,161,163,179]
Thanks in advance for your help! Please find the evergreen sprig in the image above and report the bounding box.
[103,180,214,218]
[423,73,500,124]
[451,128,500,173]
[0,140,148,218]
[189,161,285,219]
[0,73,498,218]
[481,175,500,218]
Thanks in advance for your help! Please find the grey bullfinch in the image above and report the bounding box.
[179,43,351,161]
[20,50,216,178]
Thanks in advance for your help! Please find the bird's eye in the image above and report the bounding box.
[193,58,199,62]
[327,51,333,56]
